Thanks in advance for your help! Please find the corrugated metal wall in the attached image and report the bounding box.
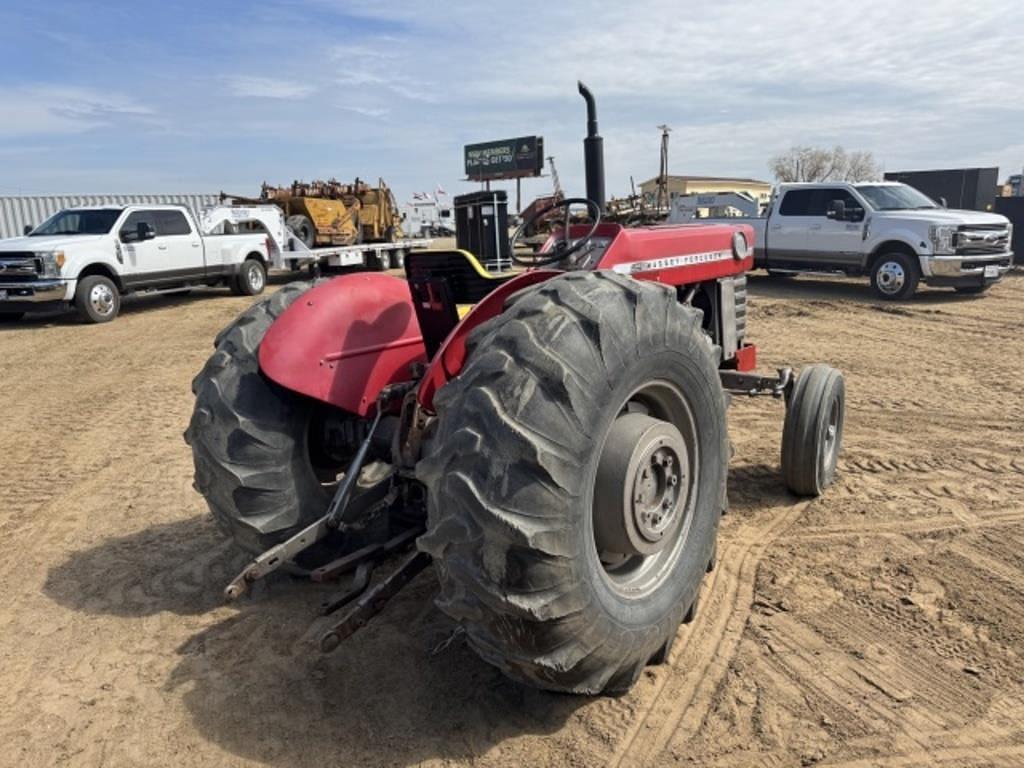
[0,194,221,239]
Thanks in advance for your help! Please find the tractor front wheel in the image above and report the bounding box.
[418,271,728,694]
[781,364,845,496]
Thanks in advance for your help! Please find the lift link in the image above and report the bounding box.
[719,367,794,399]
[222,381,416,601]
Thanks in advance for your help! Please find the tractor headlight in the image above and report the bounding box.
[36,251,65,277]
[928,225,957,254]
[731,231,750,259]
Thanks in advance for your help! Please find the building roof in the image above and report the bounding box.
[638,175,772,187]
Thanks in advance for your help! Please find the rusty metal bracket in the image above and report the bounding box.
[719,367,793,399]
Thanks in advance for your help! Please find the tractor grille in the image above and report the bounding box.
[734,274,747,341]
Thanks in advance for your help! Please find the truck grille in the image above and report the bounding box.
[0,253,41,281]
[956,225,1010,255]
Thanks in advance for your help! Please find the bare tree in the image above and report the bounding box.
[769,145,881,183]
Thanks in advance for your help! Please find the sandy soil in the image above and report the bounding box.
[1,270,1023,767]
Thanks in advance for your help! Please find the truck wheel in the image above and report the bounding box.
[781,364,845,496]
[286,215,316,248]
[232,258,266,296]
[185,281,333,555]
[75,275,121,323]
[870,252,919,300]
[418,271,728,694]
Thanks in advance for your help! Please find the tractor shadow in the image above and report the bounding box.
[44,516,579,765]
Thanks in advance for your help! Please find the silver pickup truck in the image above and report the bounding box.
[692,182,1014,299]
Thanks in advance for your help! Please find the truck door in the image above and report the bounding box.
[153,209,205,278]
[118,210,161,283]
[119,209,204,288]
[810,188,866,269]
[768,189,816,267]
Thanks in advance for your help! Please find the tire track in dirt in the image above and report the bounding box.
[821,742,1024,767]
[608,499,812,768]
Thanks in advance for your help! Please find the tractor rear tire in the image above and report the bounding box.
[418,271,728,694]
[781,364,845,496]
[184,280,333,555]
[287,215,316,249]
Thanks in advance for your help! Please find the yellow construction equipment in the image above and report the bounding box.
[258,178,403,247]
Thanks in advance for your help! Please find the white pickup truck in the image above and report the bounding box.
[0,204,270,323]
[689,182,1014,299]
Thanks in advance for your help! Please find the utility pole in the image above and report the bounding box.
[656,125,671,212]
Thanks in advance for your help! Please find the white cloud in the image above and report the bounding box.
[223,76,317,100]
[0,85,155,137]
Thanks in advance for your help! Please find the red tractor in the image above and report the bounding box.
[185,83,845,695]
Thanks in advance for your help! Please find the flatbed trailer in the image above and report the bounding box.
[201,204,432,272]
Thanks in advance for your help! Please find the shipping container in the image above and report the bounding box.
[0,194,221,239]
[883,168,999,212]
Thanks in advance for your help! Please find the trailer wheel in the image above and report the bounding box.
[870,252,919,300]
[185,281,336,555]
[286,215,316,249]
[781,364,845,496]
[418,271,728,694]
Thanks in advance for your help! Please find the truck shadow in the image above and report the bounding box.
[746,272,998,305]
[43,514,579,765]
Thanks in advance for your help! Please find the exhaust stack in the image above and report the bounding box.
[577,81,605,214]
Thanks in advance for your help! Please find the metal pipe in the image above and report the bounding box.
[577,81,606,215]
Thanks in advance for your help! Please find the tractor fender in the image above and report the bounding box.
[259,274,427,416]
[417,269,561,411]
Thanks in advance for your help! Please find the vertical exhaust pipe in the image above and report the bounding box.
[577,81,605,214]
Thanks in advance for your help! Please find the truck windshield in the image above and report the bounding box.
[856,185,938,211]
[29,209,123,236]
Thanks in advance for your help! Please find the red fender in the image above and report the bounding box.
[416,269,561,411]
[259,274,427,416]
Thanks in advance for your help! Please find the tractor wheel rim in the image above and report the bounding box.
[824,396,840,467]
[248,264,264,291]
[90,283,115,315]
[592,380,699,599]
[878,262,905,294]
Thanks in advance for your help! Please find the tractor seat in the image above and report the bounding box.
[405,249,520,357]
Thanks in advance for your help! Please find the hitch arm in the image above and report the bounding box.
[222,381,418,601]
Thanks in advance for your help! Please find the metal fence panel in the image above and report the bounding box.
[0,194,221,239]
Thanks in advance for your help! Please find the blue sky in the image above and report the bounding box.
[1,0,1022,208]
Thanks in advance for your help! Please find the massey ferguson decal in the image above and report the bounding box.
[612,249,733,275]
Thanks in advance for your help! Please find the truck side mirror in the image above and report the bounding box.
[137,222,156,241]
[826,200,846,220]
[23,224,33,235]
[939,197,948,208]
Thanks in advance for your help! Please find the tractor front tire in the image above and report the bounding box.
[781,364,845,496]
[418,271,728,694]
[184,281,332,555]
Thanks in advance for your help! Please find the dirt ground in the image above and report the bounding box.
[2,269,1023,768]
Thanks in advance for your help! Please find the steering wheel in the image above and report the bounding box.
[510,197,601,267]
